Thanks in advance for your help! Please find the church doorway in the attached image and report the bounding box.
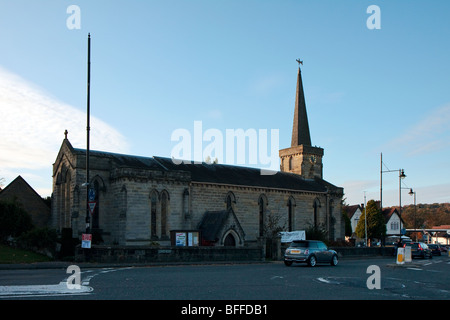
[223,233,236,247]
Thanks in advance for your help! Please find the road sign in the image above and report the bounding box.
[88,188,96,201]
[88,201,97,215]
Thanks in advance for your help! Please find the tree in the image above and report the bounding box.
[355,200,386,245]
[342,210,352,237]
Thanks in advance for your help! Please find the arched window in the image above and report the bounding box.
[149,190,158,239]
[88,175,106,231]
[329,199,335,240]
[287,196,296,231]
[92,180,100,229]
[225,191,236,211]
[258,194,268,237]
[64,170,71,228]
[160,190,170,239]
[313,198,321,228]
[120,184,127,218]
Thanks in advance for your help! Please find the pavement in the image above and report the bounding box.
[0,259,273,270]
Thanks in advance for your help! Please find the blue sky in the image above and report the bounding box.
[0,0,449,207]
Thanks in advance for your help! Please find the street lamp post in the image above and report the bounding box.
[409,188,417,241]
[380,154,406,239]
[364,191,367,247]
[398,169,406,238]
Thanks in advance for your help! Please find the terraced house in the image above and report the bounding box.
[51,66,344,247]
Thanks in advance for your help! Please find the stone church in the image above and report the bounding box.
[51,66,344,246]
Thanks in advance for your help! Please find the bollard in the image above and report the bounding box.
[404,246,412,263]
[396,247,405,265]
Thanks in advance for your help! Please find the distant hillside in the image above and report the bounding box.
[389,203,450,229]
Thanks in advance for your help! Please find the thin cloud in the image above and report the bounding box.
[0,66,130,171]
[384,103,450,156]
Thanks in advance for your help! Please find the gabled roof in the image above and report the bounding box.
[382,207,405,224]
[197,208,245,242]
[198,210,230,242]
[0,175,50,227]
[343,205,361,219]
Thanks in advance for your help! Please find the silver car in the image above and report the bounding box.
[284,240,338,267]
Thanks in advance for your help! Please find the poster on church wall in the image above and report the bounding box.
[81,233,92,248]
[176,232,186,246]
[173,231,200,246]
[188,232,199,246]
[280,231,306,243]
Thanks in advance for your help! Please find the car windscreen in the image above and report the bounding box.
[290,241,308,248]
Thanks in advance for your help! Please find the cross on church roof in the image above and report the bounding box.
[64,129,68,139]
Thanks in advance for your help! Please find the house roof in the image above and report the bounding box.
[342,205,361,219]
[382,207,405,224]
[0,175,50,227]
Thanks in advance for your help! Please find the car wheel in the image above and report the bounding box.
[330,255,338,266]
[284,260,293,266]
[308,255,317,267]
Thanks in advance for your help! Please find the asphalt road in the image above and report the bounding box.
[1,255,449,302]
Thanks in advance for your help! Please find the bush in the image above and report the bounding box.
[305,224,328,244]
[0,200,34,243]
[17,227,58,251]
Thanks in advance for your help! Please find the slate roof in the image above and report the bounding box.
[198,210,230,241]
[68,141,341,193]
[72,147,163,170]
[154,157,339,193]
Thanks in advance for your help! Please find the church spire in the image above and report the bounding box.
[291,65,311,147]
[279,62,323,179]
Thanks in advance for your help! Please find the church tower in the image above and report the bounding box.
[279,65,324,179]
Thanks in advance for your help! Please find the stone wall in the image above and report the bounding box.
[75,245,264,263]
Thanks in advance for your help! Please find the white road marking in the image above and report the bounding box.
[317,277,332,284]
[0,267,130,298]
[0,282,92,298]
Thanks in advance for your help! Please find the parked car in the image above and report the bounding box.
[428,244,443,256]
[284,240,338,267]
[404,242,432,259]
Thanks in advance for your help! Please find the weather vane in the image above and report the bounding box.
[296,58,303,67]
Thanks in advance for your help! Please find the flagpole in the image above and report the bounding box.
[86,33,91,235]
